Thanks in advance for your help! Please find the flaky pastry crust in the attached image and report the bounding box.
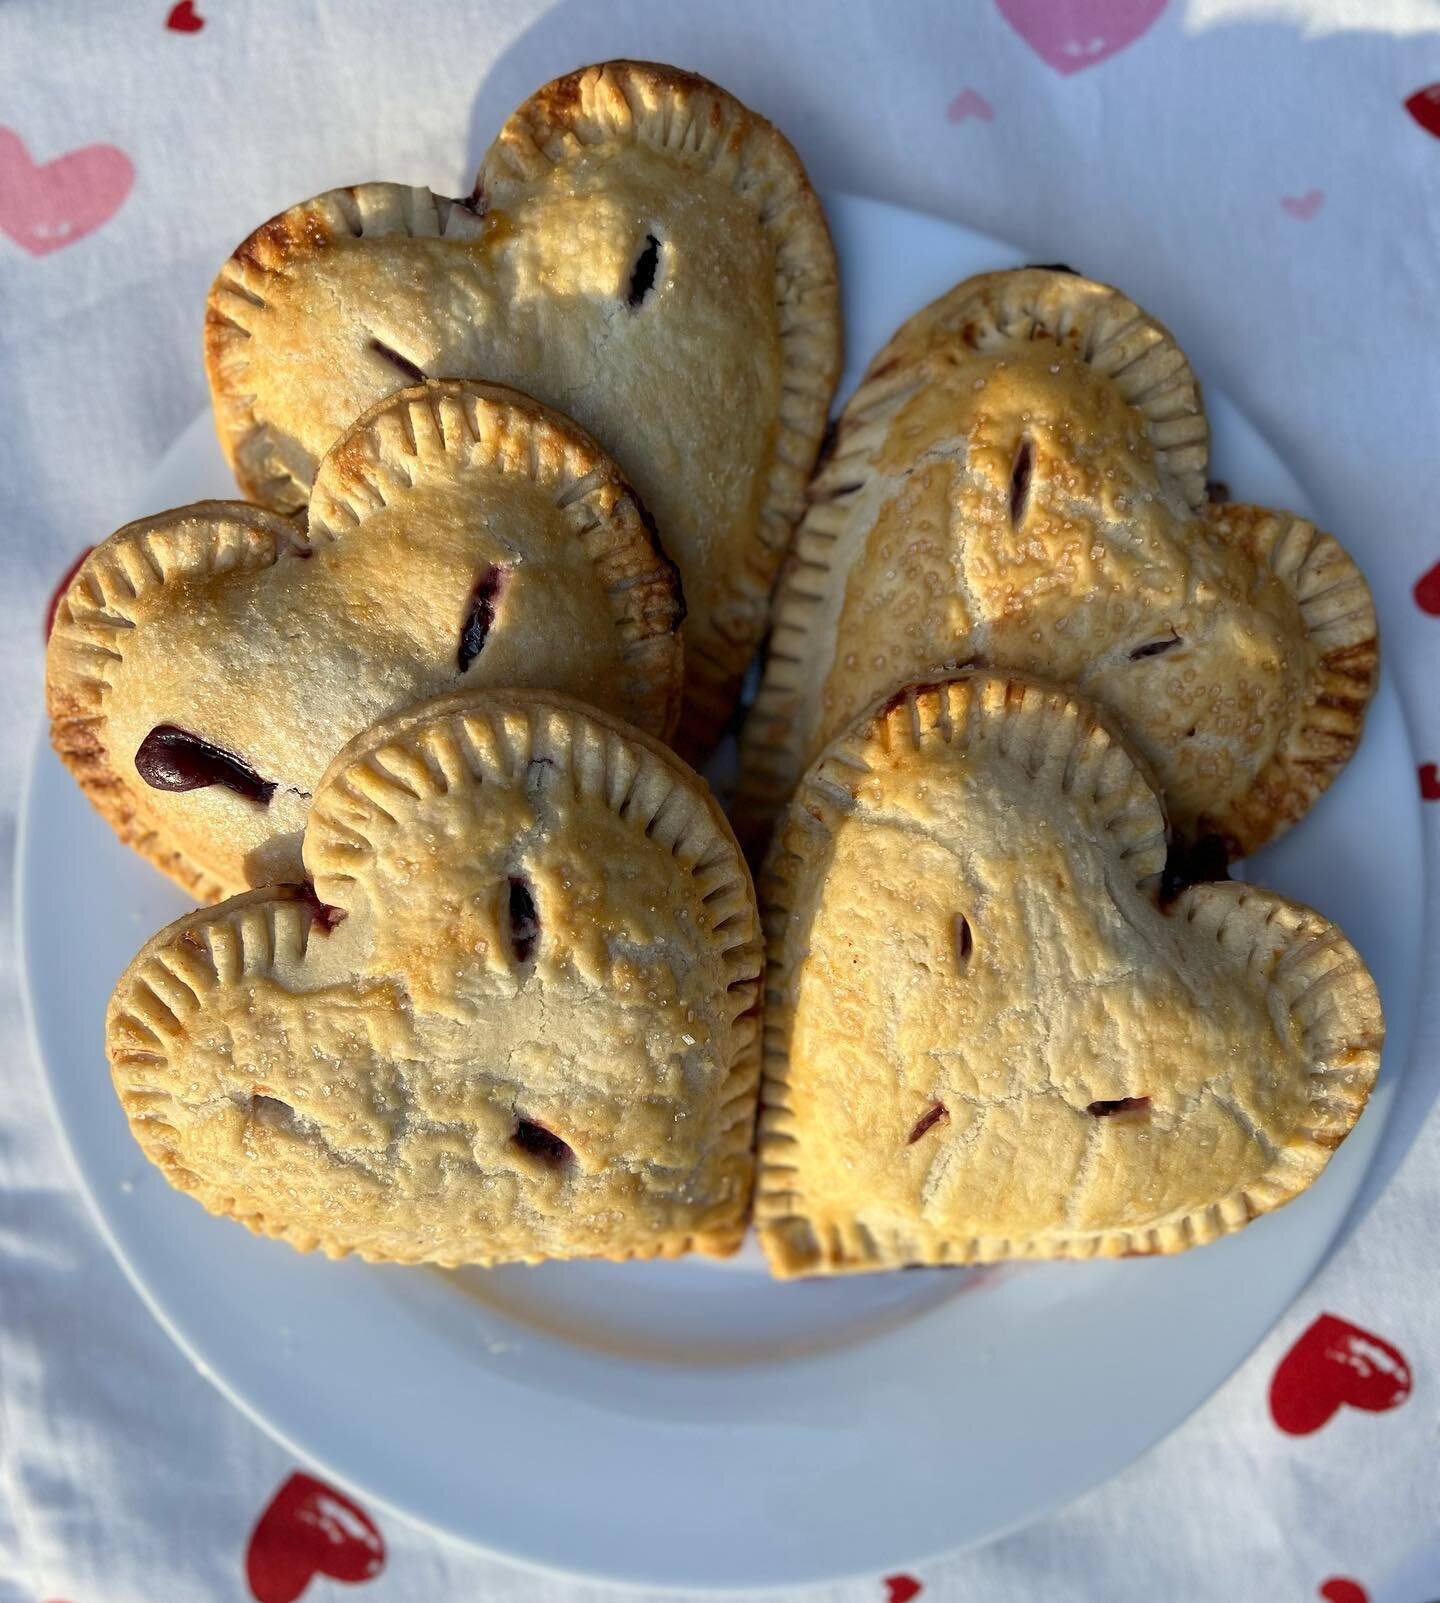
[108,689,763,1266]
[741,269,1377,858]
[757,672,1383,1277]
[48,381,683,898]
[205,60,842,754]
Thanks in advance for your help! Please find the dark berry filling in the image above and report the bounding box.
[457,564,506,672]
[1087,1096,1151,1117]
[507,875,539,964]
[907,1102,950,1144]
[135,725,276,804]
[1009,437,1034,527]
[512,1118,571,1165]
[366,338,427,384]
[626,233,661,307]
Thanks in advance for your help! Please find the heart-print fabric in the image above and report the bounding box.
[742,269,1378,858]
[205,60,842,754]
[756,674,1382,1276]
[106,689,762,1266]
[47,380,683,901]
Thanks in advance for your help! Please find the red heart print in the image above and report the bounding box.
[44,546,96,641]
[885,1577,923,1603]
[0,129,133,257]
[1415,558,1440,615]
[1421,764,1440,801]
[995,0,1167,76]
[166,0,205,29]
[1318,1581,1368,1603]
[1406,83,1440,139]
[245,1473,385,1603]
[1269,1313,1411,1435]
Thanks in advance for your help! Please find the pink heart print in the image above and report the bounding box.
[0,127,134,257]
[1281,188,1324,220]
[996,0,1167,74]
[946,88,995,124]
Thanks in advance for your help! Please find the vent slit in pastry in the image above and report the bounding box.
[1008,436,1034,527]
[512,1118,572,1166]
[506,874,540,966]
[626,232,662,308]
[1086,1097,1151,1118]
[250,1093,296,1127]
[457,563,507,673]
[1129,630,1183,660]
[366,337,428,385]
[907,1102,950,1145]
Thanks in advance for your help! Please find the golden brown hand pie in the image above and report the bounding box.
[742,269,1377,857]
[48,380,683,901]
[205,59,841,754]
[107,689,763,1267]
[756,673,1382,1277]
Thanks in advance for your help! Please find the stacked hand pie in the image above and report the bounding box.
[48,70,1383,1276]
[742,269,1377,859]
[52,59,832,1268]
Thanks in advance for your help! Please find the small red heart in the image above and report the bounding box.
[884,1576,923,1603]
[44,546,95,641]
[245,1472,384,1603]
[1415,558,1440,615]
[165,0,205,30]
[1421,764,1440,801]
[1405,83,1440,139]
[1318,1580,1368,1603]
[1270,1313,1411,1435]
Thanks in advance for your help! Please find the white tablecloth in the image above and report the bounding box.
[3,2,1439,1599]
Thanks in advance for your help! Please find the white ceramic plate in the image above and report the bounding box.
[17,195,1422,1589]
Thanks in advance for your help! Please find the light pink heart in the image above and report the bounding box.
[946,88,995,125]
[0,128,134,257]
[996,0,1167,75]
[1281,188,1324,220]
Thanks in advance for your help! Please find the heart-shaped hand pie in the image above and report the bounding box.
[743,268,1378,857]
[48,380,683,901]
[107,689,762,1266]
[205,59,841,752]
[756,673,1382,1277]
